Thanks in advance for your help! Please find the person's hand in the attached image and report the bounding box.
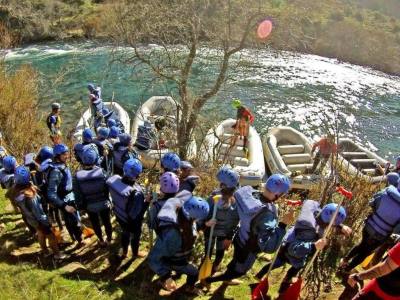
[205,219,217,227]
[281,209,295,225]
[314,238,327,251]
[223,239,232,250]
[341,225,352,237]
[65,205,76,213]
[347,274,360,288]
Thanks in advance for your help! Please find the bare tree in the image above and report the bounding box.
[104,0,267,158]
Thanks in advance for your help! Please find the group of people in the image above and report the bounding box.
[0,89,399,299]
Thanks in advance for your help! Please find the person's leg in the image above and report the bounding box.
[53,206,63,230]
[310,152,321,173]
[278,266,301,294]
[343,229,383,272]
[255,253,286,279]
[37,229,48,251]
[63,211,82,243]
[99,208,113,242]
[318,154,330,172]
[117,219,130,256]
[130,220,143,256]
[172,262,198,287]
[212,237,225,273]
[47,231,60,255]
[88,212,104,242]
[206,241,255,283]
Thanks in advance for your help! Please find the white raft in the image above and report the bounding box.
[263,126,327,190]
[337,138,389,183]
[131,96,196,168]
[203,118,265,187]
[73,102,130,142]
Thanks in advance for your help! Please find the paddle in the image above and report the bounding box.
[279,186,353,300]
[198,194,221,281]
[252,200,302,300]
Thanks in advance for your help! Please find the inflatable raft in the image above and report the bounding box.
[203,118,265,187]
[263,126,328,190]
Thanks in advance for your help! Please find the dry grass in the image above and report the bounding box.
[0,64,48,160]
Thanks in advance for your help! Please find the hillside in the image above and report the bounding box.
[1,0,400,74]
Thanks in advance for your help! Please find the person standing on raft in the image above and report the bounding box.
[310,134,337,174]
[231,99,254,157]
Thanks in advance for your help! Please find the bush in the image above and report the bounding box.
[0,64,48,159]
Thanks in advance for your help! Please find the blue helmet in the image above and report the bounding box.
[87,83,95,92]
[161,152,181,172]
[107,119,117,128]
[217,166,239,188]
[387,172,400,187]
[14,166,30,186]
[37,146,54,162]
[265,174,291,194]
[118,133,132,146]
[182,196,210,220]
[180,161,193,170]
[123,158,143,179]
[3,156,17,172]
[320,203,347,225]
[109,126,120,138]
[97,127,110,139]
[82,128,94,143]
[53,144,69,156]
[82,147,99,165]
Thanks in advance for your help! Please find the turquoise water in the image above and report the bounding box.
[4,42,400,160]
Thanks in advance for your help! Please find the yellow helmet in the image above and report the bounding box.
[231,99,242,109]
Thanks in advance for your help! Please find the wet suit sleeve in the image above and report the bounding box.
[47,168,67,209]
[369,191,383,210]
[287,240,316,259]
[257,211,286,253]
[126,190,148,225]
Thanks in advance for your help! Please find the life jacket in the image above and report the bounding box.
[46,113,61,131]
[75,166,109,212]
[157,190,193,225]
[234,186,265,245]
[283,200,324,268]
[48,163,73,199]
[207,190,239,238]
[112,144,138,174]
[0,146,7,169]
[0,169,15,189]
[179,175,200,193]
[16,188,49,229]
[167,209,196,263]
[135,122,155,150]
[366,186,400,238]
[237,106,254,124]
[106,175,141,223]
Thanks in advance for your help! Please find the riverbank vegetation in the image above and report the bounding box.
[1,0,400,74]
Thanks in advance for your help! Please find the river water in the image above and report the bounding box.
[4,42,400,160]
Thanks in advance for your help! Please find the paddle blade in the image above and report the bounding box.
[361,253,375,269]
[83,226,95,238]
[280,277,303,300]
[336,186,353,200]
[251,277,269,300]
[198,257,213,281]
